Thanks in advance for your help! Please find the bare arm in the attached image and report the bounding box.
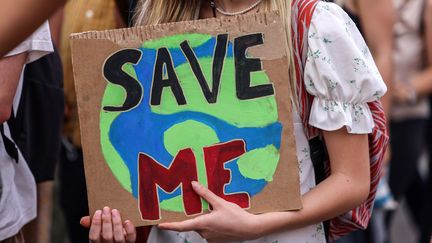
[427,0,432,66]
[159,128,370,242]
[0,53,27,123]
[249,129,370,235]
[0,0,65,57]
[357,0,395,119]
[49,6,65,48]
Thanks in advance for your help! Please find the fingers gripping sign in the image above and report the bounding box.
[101,207,114,242]
[89,210,103,242]
[83,207,137,243]
[112,209,126,242]
[158,181,262,242]
[123,220,137,243]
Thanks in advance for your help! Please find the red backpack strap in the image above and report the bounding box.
[291,0,390,240]
[291,0,320,139]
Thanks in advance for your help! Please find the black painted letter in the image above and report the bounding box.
[151,48,187,106]
[180,34,228,103]
[103,49,143,112]
[234,33,274,100]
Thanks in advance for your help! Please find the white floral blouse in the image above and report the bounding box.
[147,2,387,243]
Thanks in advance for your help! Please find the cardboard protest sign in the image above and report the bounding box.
[70,11,301,226]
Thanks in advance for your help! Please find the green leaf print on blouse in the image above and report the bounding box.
[353,57,369,73]
[346,79,362,94]
[352,104,365,122]
[326,78,339,92]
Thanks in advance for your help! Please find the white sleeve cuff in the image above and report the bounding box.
[309,97,374,134]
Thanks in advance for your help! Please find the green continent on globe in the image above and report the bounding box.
[237,145,280,182]
[159,195,185,213]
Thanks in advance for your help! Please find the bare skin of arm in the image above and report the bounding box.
[49,6,65,48]
[157,129,370,242]
[427,0,432,66]
[0,53,27,123]
[0,0,65,57]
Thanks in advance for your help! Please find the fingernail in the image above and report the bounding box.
[103,206,110,215]
[112,209,119,217]
[191,181,199,188]
[94,210,102,217]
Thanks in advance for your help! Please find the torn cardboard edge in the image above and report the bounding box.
[70,10,281,41]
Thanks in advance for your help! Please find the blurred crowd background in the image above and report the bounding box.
[0,0,431,243]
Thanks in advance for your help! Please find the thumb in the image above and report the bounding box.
[191,181,223,209]
[80,216,91,228]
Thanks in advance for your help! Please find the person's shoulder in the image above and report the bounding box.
[307,1,359,39]
[312,1,350,23]
[291,0,343,13]
[291,0,350,31]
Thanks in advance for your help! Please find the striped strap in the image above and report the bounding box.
[291,0,320,139]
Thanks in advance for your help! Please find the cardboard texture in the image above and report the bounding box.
[70,11,302,226]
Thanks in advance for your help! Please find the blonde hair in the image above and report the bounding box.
[134,0,298,108]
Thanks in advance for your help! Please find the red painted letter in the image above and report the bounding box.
[138,148,201,220]
[204,140,250,208]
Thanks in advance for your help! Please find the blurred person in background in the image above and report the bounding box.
[10,12,65,243]
[391,0,432,242]
[335,0,432,243]
[0,22,54,243]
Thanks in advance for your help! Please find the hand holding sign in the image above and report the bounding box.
[80,208,137,243]
[159,181,261,242]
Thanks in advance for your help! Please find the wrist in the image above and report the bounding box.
[248,214,266,239]
[251,212,296,238]
[247,213,280,239]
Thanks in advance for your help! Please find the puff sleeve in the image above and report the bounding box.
[304,2,387,134]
